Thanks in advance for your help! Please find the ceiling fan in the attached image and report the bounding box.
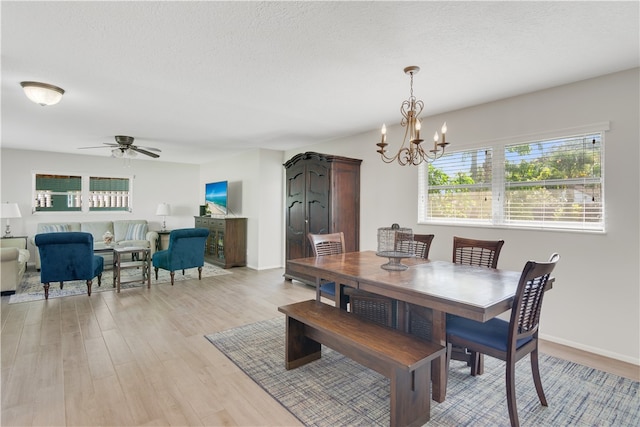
[79,135,161,158]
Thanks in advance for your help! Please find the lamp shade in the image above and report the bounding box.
[156,203,171,216]
[1,203,21,219]
[20,81,65,106]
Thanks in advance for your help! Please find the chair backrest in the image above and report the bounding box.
[165,228,209,268]
[308,232,345,257]
[453,236,505,268]
[394,233,435,259]
[509,253,560,348]
[35,232,96,283]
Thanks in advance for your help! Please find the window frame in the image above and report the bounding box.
[418,123,607,233]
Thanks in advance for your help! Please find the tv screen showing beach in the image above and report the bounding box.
[205,181,228,215]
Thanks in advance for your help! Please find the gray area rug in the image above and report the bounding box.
[206,317,639,427]
[10,262,231,304]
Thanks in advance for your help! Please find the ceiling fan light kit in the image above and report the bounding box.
[20,81,65,106]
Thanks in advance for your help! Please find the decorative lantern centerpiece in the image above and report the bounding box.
[376,223,415,270]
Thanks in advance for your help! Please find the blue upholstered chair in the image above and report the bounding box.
[446,253,559,427]
[152,228,209,285]
[35,232,104,300]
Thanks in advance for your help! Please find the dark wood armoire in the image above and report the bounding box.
[283,152,362,284]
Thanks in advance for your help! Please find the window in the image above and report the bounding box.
[33,173,132,213]
[34,174,82,212]
[89,176,131,211]
[419,131,605,232]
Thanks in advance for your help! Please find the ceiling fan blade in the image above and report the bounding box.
[130,146,160,158]
[138,146,161,152]
[79,142,119,149]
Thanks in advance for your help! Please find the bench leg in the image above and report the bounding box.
[284,316,321,370]
[390,364,431,427]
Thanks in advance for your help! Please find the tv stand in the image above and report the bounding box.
[194,217,247,268]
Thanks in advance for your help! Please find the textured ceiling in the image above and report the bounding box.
[1,1,638,164]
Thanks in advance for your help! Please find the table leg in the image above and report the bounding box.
[431,309,447,402]
[113,252,118,289]
[145,250,151,288]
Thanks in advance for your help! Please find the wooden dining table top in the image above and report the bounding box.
[286,250,535,322]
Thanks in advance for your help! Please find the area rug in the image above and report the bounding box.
[206,317,639,427]
[9,262,231,304]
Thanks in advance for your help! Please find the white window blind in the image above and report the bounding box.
[419,130,605,232]
[504,133,603,230]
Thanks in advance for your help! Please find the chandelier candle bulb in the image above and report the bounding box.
[381,124,386,143]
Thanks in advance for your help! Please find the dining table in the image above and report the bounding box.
[286,250,550,403]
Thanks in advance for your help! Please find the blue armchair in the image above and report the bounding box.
[35,232,104,300]
[152,228,209,285]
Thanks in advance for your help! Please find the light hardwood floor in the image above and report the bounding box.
[1,267,638,426]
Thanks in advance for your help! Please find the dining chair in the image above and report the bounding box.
[449,236,505,373]
[352,233,436,328]
[446,253,559,427]
[398,234,436,336]
[308,232,397,327]
[35,231,104,300]
[394,233,435,260]
[453,236,504,268]
[307,232,347,304]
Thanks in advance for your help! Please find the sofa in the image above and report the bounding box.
[31,220,158,270]
[1,238,31,294]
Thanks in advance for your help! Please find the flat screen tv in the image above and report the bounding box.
[205,180,228,216]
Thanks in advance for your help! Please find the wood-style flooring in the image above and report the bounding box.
[2,267,638,426]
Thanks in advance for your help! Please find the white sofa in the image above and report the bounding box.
[1,238,31,294]
[31,220,158,270]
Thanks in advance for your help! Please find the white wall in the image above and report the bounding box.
[199,148,284,269]
[0,149,199,260]
[283,68,640,365]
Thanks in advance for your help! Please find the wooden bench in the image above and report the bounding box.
[278,299,446,427]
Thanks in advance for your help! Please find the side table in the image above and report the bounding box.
[113,246,151,293]
[156,230,172,251]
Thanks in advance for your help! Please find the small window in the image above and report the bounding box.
[34,174,82,212]
[89,176,131,212]
[421,148,493,223]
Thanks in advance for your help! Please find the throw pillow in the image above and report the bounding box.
[124,223,148,241]
[41,224,71,233]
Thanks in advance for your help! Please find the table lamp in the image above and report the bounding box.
[1,202,22,237]
[156,203,171,231]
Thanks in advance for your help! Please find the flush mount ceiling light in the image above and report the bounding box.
[20,81,65,106]
[376,66,450,166]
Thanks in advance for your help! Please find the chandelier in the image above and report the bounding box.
[376,66,449,166]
